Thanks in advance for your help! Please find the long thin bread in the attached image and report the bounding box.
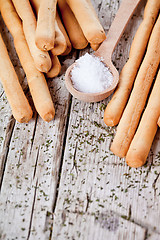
[1,0,55,122]
[86,0,102,50]
[66,0,106,45]
[104,0,160,126]
[126,69,160,168]
[46,54,61,78]
[58,0,88,49]
[0,34,32,123]
[111,14,160,158]
[30,0,67,55]
[56,11,72,55]
[51,18,67,55]
[35,0,57,51]
[12,0,52,73]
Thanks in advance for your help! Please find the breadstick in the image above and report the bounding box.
[110,14,160,158]
[0,34,32,123]
[30,0,67,56]
[1,0,55,122]
[46,54,61,78]
[12,0,52,73]
[51,18,67,55]
[35,0,57,51]
[86,0,102,51]
[58,0,88,49]
[66,0,106,45]
[126,69,160,168]
[104,0,160,126]
[56,11,72,55]
[90,43,100,51]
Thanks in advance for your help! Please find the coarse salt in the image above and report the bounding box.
[71,53,113,93]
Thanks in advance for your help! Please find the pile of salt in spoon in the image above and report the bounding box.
[71,53,113,93]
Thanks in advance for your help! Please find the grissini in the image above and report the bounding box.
[56,11,72,55]
[12,0,52,73]
[31,0,67,55]
[66,0,106,45]
[86,0,102,50]
[104,0,160,126]
[46,53,61,78]
[0,34,32,123]
[90,43,100,51]
[51,18,67,55]
[1,0,55,122]
[35,0,57,51]
[110,14,160,158]
[58,0,88,49]
[126,69,160,168]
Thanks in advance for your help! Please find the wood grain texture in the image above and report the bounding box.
[0,0,160,239]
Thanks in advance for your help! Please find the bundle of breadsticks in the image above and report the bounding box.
[104,0,160,168]
[0,0,106,123]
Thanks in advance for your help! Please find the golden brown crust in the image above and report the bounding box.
[58,0,88,49]
[46,53,61,78]
[1,0,55,122]
[104,0,160,127]
[0,34,33,123]
[126,70,160,168]
[66,0,106,44]
[12,0,52,72]
[35,0,57,51]
[111,14,160,158]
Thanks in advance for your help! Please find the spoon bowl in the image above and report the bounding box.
[65,60,119,102]
[65,0,141,102]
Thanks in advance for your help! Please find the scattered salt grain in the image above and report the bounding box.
[71,53,113,93]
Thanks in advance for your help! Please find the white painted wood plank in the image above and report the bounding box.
[147,232,160,240]
[52,211,146,240]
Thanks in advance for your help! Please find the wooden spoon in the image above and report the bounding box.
[65,0,142,102]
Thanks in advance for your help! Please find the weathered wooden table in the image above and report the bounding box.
[0,0,160,239]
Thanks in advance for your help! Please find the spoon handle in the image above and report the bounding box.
[97,0,141,57]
